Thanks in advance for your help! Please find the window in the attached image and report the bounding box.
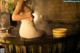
[64,0,80,2]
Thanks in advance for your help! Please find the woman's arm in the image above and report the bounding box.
[12,0,32,21]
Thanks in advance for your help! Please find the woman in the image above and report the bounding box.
[12,0,46,39]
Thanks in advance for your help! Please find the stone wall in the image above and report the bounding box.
[43,0,80,23]
[0,0,80,35]
[0,0,80,23]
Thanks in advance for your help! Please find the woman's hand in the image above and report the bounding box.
[23,12,33,21]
